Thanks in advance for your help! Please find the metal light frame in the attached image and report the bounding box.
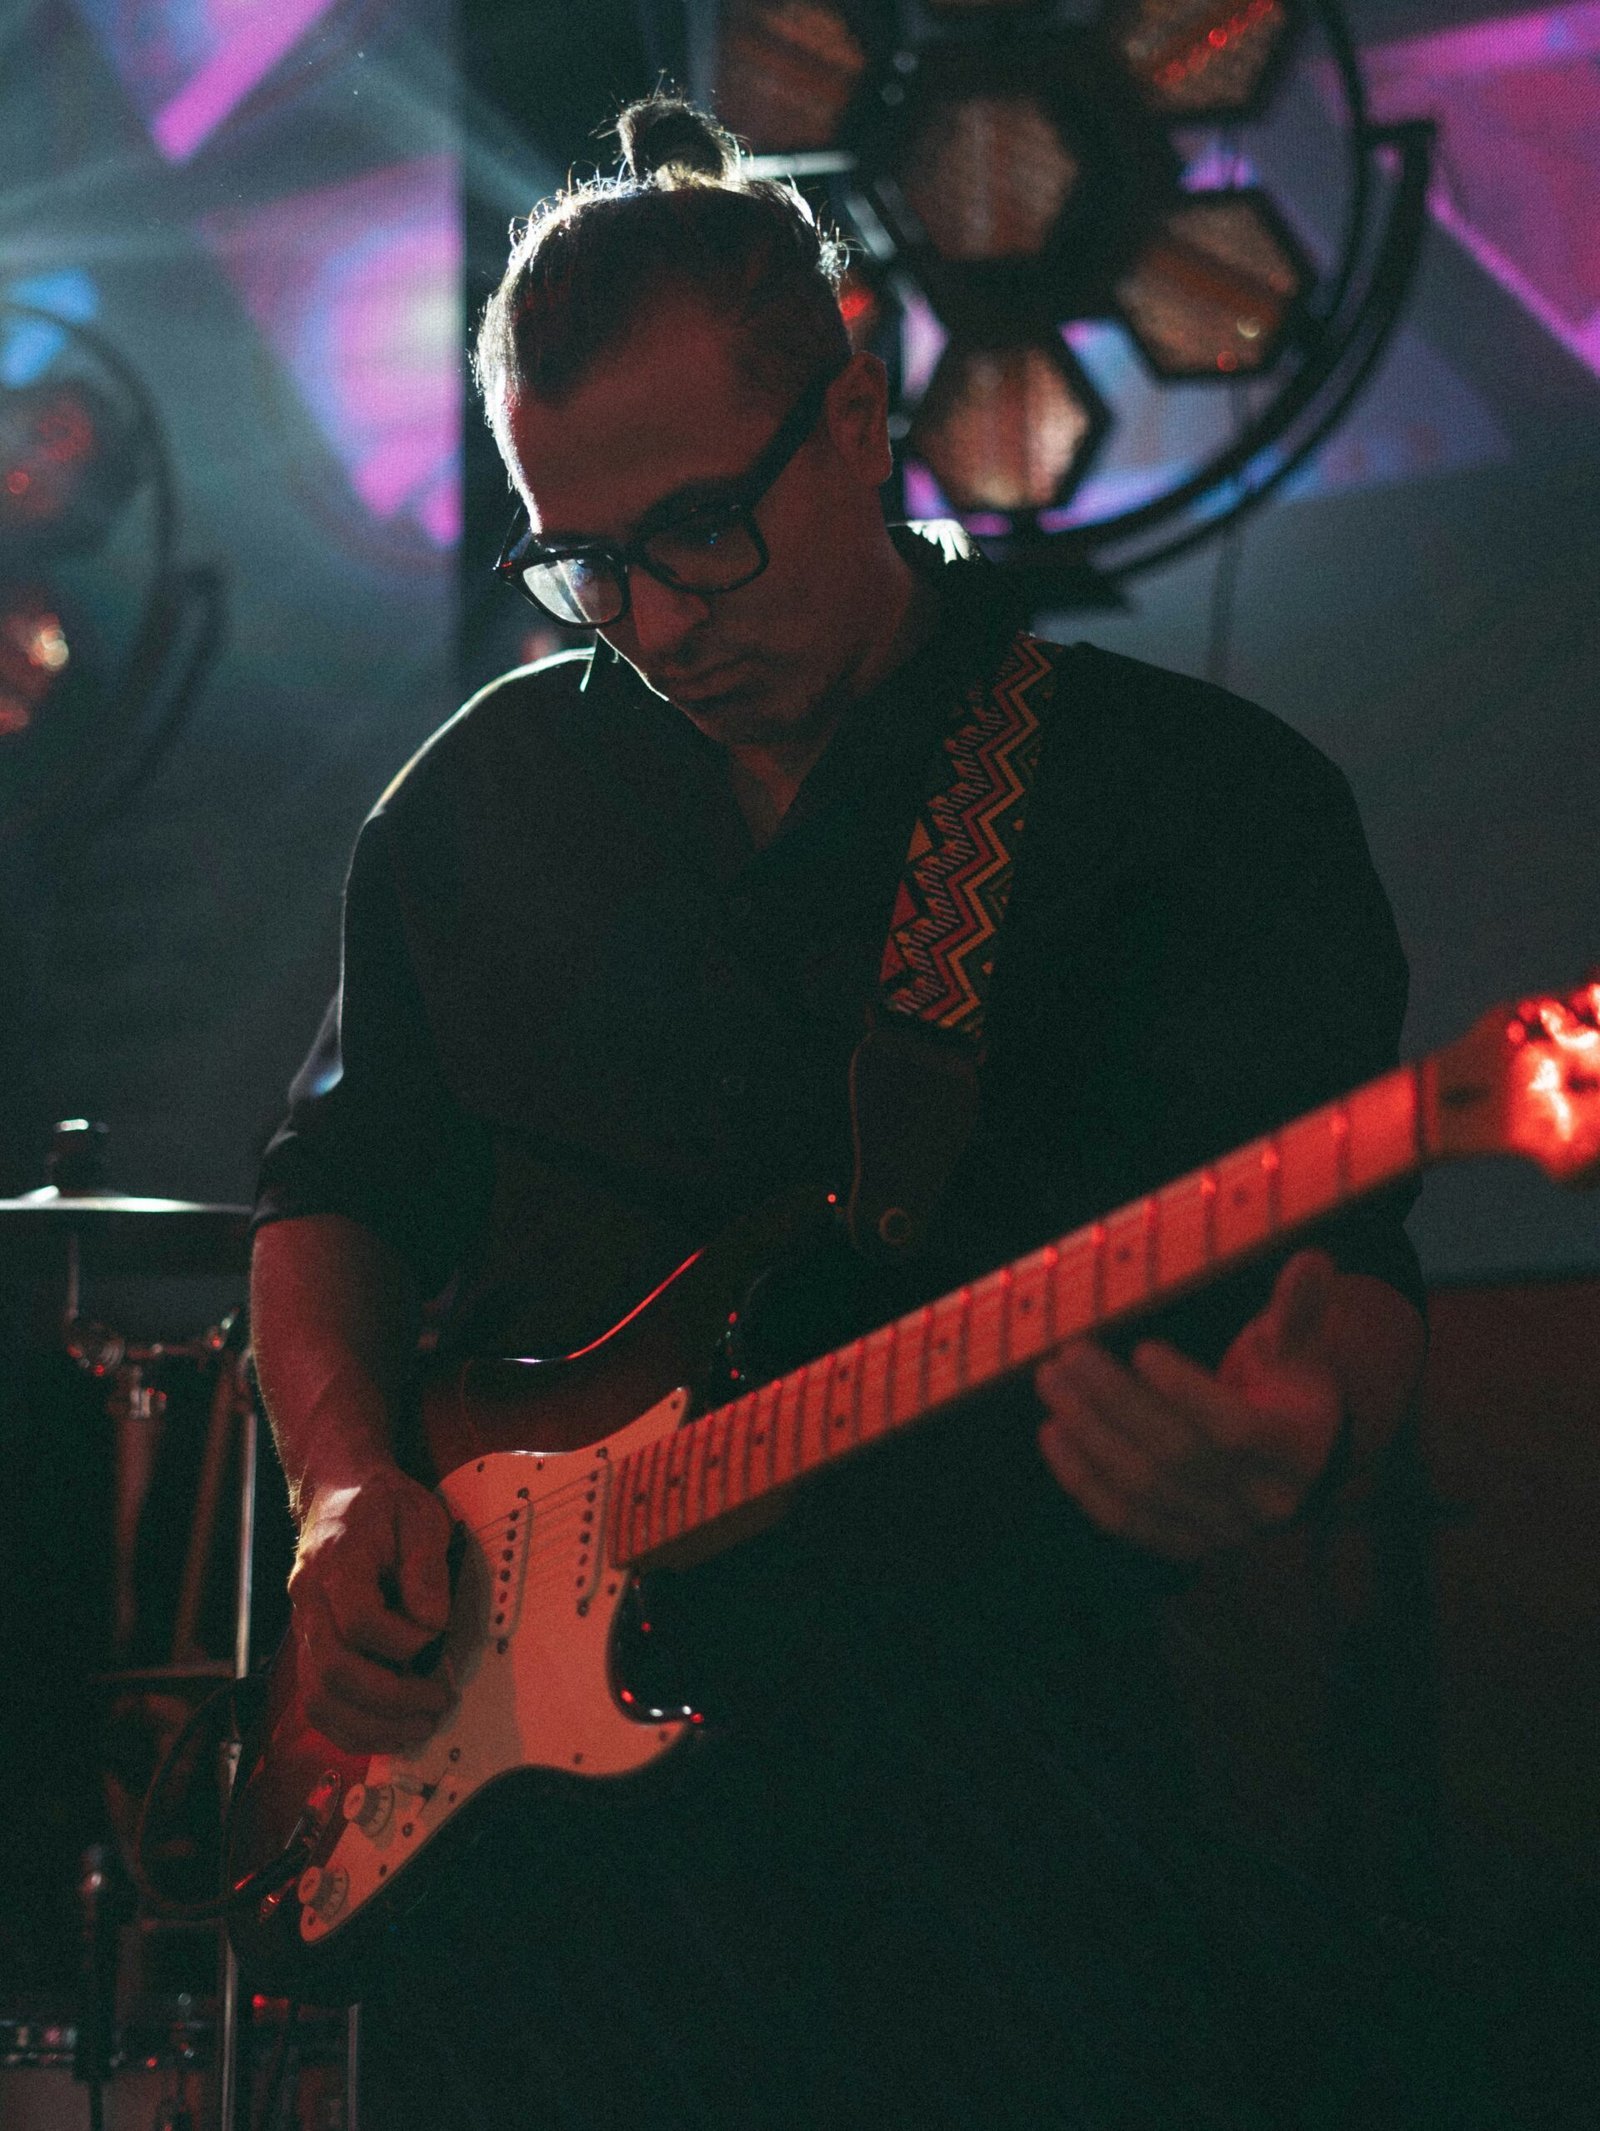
[730,0,1432,609]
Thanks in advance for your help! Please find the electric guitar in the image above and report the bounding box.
[226,985,1600,1992]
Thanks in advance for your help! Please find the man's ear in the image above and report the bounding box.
[826,351,895,490]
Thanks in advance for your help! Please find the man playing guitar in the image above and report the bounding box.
[250,95,1463,2131]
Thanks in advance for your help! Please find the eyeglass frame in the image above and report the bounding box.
[492,358,849,630]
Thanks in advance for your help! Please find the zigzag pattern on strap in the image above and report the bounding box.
[879,631,1054,1041]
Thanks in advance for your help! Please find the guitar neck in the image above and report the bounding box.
[607,1062,1426,1569]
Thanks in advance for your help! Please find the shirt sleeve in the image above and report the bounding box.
[253,805,491,1297]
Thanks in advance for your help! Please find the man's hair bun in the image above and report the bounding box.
[616,96,737,186]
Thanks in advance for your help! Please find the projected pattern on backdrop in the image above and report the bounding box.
[202,158,462,549]
[71,0,345,163]
[1360,2,1600,383]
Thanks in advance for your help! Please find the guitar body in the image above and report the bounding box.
[227,1190,841,1995]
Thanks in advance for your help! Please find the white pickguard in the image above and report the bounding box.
[296,1388,693,1946]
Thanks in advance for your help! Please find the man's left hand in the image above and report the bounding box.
[1034,1248,1345,1562]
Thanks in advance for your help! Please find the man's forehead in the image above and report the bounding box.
[505,305,778,539]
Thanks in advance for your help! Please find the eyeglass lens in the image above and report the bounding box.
[516,505,765,626]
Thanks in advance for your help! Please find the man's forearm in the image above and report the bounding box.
[250,1213,423,1523]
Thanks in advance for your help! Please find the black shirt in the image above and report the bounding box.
[258,534,1420,1355]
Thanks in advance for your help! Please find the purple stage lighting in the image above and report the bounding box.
[1353,3,1600,381]
[72,0,344,162]
[201,157,462,548]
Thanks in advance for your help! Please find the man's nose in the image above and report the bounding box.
[623,566,711,660]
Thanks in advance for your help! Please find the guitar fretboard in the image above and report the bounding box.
[606,1063,1423,1568]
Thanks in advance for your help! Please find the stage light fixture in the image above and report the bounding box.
[1113,189,1308,378]
[0,588,70,737]
[908,337,1108,513]
[713,0,1430,602]
[1102,0,1302,121]
[859,34,1180,331]
[714,1,869,152]
[0,379,144,561]
[899,92,1079,262]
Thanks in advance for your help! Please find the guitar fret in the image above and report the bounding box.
[1331,1103,1352,1201]
[772,1371,806,1483]
[858,1322,897,1443]
[759,1379,784,1492]
[925,1290,969,1411]
[965,1269,1010,1387]
[626,1436,647,1559]
[699,1410,726,1525]
[890,1305,930,1425]
[825,1341,864,1453]
[1099,1201,1150,1312]
[1156,1173,1210,1291]
[797,1361,831,1474]
[640,1435,667,1558]
[1264,1137,1282,1234]
[1053,1232,1098,1341]
[725,1392,757,1513]
[1346,1069,1421,1190]
[1214,1140,1278,1259]
[662,1427,692,1542]
[1005,1247,1056,1364]
[707,1406,730,1521]
[1278,1109,1341,1226]
[684,1417,710,1530]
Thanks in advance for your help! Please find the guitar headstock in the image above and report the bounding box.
[1427,983,1600,1184]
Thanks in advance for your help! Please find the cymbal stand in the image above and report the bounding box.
[63,1260,260,2130]
[217,1354,257,2131]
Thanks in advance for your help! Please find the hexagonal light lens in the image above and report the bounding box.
[1114,191,1306,378]
[1104,0,1297,119]
[714,0,868,152]
[908,339,1105,511]
[898,93,1080,262]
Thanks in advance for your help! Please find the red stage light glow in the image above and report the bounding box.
[1107,0,1296,118]
[0,590,70,736]
[0,379,142,558]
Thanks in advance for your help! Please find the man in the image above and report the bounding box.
[252,98,1441,2128]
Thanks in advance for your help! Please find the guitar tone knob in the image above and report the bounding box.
[341,1781,395,1836]
[297,1865,348,1921]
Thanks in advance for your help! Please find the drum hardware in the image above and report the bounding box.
[0,1119,264,2128]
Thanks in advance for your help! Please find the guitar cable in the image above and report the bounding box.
[130,1670,272,1923]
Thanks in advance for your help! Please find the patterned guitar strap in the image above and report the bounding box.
[847,625,1062,1262]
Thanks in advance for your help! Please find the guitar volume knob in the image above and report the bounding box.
[297,1865,348,1921]
[342,1781,395,1835]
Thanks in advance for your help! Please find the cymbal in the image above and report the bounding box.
[0,1188,252,1278]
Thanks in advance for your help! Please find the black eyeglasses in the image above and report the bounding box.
[493,362,845,630]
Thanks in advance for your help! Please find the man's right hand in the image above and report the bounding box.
[288,1467,457,1754]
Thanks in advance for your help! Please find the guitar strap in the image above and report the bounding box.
[847,626,1062,1261]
